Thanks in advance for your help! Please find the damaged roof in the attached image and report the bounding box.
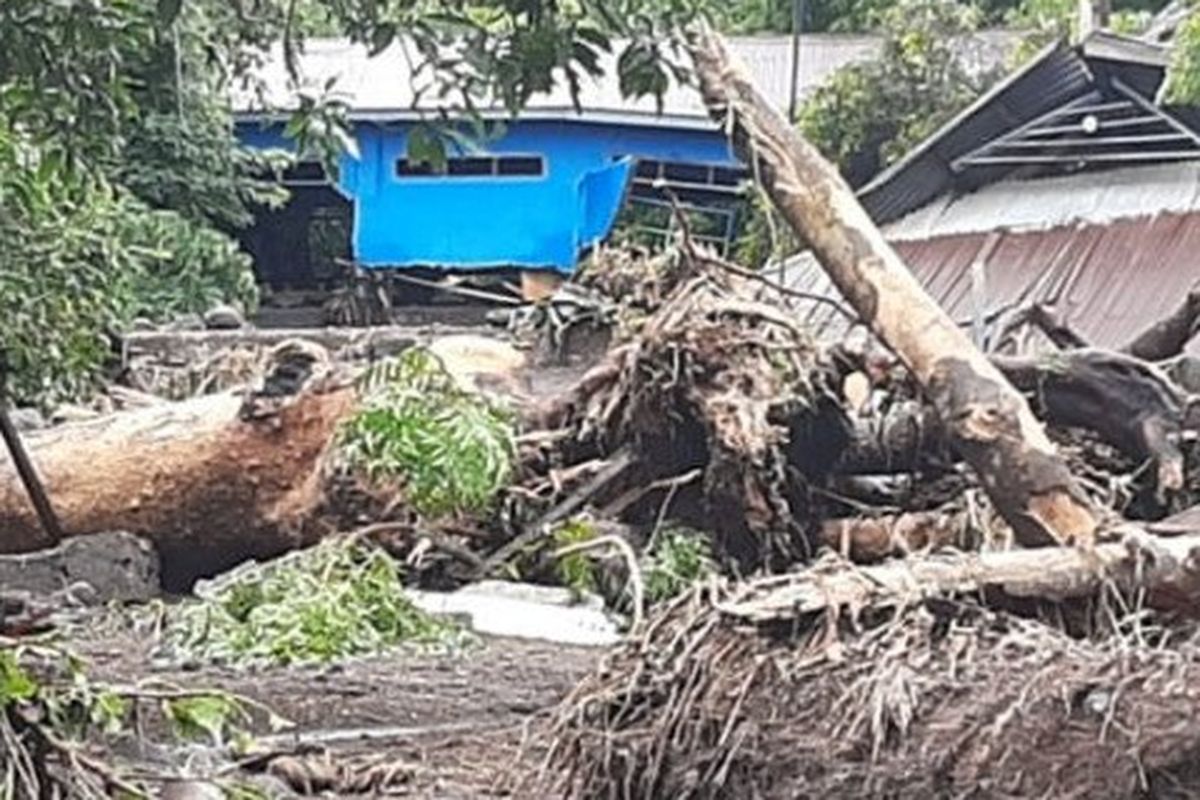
[776,211,1200,352]
[859,32,1189,226]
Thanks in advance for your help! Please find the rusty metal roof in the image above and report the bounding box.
[776,211,1200,351]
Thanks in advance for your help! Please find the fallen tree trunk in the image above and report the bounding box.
[722,529,1200,622]
[818,510,976,561]
[0,344,354,590]
[689,27,1099,548]
[993,349,1187,495]
[1122,288,1200,361]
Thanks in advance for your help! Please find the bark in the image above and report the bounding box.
[689,27,1099,548]
[722,529,1200,622]
[819,510,972,561]
[0,344,354,590]
[993,349,1187,494]
[1122,288,1200,361]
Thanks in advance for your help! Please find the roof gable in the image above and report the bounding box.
[859,32,1188,226]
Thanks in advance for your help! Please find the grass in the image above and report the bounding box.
[339,348,516,518]
[160,538,470,668]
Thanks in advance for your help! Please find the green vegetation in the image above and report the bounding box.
[643,527,716,603]
[1,641,285,795]
[799,0,997,184]
[161,537,468,667]
[341,349,516,518]
[1167,3,1200,103]
[554,518,602,600]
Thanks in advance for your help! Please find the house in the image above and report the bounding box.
[233,34,926,288]
[781,31,1200,353]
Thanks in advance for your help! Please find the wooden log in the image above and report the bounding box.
[993,349,1187,495]
[722,528,1200,622]
[0,343,354,590]
[819,510,973,561]
[1122,288,1200,361]
[689,26,1099,547]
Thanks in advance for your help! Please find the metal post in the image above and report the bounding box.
[788,0,805,123]
[0,350,63,544]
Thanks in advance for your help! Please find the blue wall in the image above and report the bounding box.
[237,118,737,273]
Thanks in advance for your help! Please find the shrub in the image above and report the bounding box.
[340,349,516,518]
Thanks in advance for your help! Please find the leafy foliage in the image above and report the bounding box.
[1166,3,1200,103]
[798,0,997,185]
[161,538,468,667]
[342,349,516,518]
[643,527,715,603]
[554,518,601,600]
[164,693,250,746]
[0,129,258,407]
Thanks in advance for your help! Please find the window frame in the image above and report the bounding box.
[394,153,548,182]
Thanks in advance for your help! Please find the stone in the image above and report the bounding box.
[0,531,160,602]
[167,313,206,332]
[203,304,246,330]
[8,407,46,432]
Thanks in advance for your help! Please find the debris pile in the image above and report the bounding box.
[540,587,1200,799]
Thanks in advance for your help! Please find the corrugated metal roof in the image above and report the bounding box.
[233,32,1015,128]
[775,211,1200,351]
[234,35,878,125]
[858,40,1095,225]
[884,161,1200,240]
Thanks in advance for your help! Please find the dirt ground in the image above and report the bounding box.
[73,627,602,797]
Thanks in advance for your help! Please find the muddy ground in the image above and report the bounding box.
[72,625,601,798]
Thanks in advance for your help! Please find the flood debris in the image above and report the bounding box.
[158,537,469,668]
[7,25,1200,800]
[539,591,1200,800]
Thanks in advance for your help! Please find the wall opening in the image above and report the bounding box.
[612,158,749,255]
[238,161,353,292]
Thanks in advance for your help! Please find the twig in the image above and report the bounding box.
[601,468,703,520]
[707,254,859,322]
[553,535,645,631]
[478,448,636,577]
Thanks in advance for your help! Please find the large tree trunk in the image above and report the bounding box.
[1121,288,1200,361]
[0,346,354,590]
[723,529,1200,622]
[688,27,1099,547]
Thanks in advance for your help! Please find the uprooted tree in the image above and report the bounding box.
[689,24,1100,549]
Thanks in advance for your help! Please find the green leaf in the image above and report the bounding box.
[164,694,245,746]
[0,650,38,707]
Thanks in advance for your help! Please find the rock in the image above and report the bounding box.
[408,580,621,647]
[0,531,160,602]
[129,317,157,332]
[159,781,226,800]
[426,334,529,398]
[203,304,246,330]
[167,313,206,332]
[9,407,46,432]
[50,403,100,425]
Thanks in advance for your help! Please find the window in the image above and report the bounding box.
[497,156,544,176]
[395,155,545,179]
[281,161,332,186]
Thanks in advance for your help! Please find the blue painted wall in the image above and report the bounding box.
[236,118,738,273]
